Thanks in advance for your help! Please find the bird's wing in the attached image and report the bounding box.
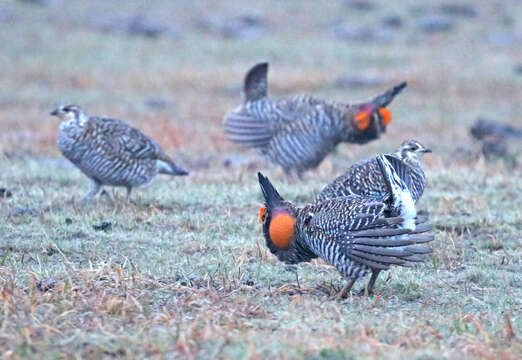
[316,158,389,202]
[91,117,165,160]
[223,96,333,149]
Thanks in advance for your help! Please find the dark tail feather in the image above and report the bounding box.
[258,172,284,207]
[371,82,407,108]
[244,62,268,103]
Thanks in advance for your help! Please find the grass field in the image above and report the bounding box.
[1,0,521,358]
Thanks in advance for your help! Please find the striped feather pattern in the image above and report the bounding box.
[224,63,407,175]
[316,141,428,205]
[258,173,434,291]
[56,107,187,201]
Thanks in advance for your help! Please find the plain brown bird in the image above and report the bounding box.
[224,62,407,177]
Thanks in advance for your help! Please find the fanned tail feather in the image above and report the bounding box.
[342,218,434,270]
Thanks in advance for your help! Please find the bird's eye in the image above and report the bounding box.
[259,207,266,222]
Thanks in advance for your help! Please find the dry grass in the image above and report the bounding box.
[1,0,521,358]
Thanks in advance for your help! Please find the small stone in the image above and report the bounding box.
[439,3,478,18]
[92,221,112,232]
[127,16,168,39]
[416,15,455,33]
[381,15,403,28]
[145,97,169,110]
[344,0,375,11]
[0,188,12,198]
[19,0,55,6]
[36,278,56,292]
[195,13,265,40]
[331,23,393,42]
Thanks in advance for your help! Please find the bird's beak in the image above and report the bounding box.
[50,109,59,116]
[423,148,432,153]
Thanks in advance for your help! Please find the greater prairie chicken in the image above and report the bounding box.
[257,154,433,297]
[224,62,407,177]
[316,139,431,204]
[51,105,188,204]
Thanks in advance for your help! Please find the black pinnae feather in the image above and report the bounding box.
[371,82,407,108]
[257,172,284,207]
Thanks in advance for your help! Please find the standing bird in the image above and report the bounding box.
[51,105,188,204]
[224,62,407,177]
[316,139,431,204]
[257,155,433,298]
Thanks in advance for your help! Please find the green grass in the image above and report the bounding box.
[1,0,521,358]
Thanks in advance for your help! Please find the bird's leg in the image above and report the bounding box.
[335,277,356,300]
[285,265,300,289]
[80,179,101,205]
[285,170,303,183]
[358,269,381,296]
[125,186,138,205]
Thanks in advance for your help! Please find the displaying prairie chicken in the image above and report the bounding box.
[51,105,188,204]
[224,62,407,177]
[316,139,431,204]
[257,154,433,298]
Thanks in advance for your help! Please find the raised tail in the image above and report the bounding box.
[371,82,407,108]
[376,154,416,230]
[244,62,268,103]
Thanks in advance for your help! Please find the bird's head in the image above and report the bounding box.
[50,105,88,127]
[394,139,432,165]
[340,105,391,144]
[257,172,300,262]
[352,105,391,133]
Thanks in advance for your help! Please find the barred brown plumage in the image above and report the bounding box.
[316,139,431,205]
[51,105,188,204]
[258,163,433,298]
[224,62,407,177]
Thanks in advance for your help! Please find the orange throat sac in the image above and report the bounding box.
[269,212,296,249]
[354,110,371,130]
[379,108,391,125]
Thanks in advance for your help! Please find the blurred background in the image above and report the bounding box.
[0,0,521,172]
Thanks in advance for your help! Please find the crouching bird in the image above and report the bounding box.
[51,105,188,204]
[257,155,433,298]
[224,62,407,178]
